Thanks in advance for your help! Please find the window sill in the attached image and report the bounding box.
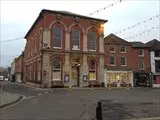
[109,64,116,66]
[53,47,62,49]
[139,68,145,70]
[52,79,61,81]
[110,51,116,53]
[121,52,126,53]
[138,55,144,57]
[72,49,80,51]
[121,65,126,66]
[89,50,96,52]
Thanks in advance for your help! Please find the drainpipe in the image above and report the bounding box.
[40,13,44,87]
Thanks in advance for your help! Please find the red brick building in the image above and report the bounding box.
[15,52,24,82]
[23,9,107,88]
[104,34,151,87]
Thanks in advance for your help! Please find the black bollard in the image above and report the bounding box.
[96,101,102,120]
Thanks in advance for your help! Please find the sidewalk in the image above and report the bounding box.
[0,91,23,109]
[10,82,52,91]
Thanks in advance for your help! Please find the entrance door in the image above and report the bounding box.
[71,66,79,86]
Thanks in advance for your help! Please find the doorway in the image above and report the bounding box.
[71,66,80,87]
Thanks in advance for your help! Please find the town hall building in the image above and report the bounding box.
[23,9,108,88]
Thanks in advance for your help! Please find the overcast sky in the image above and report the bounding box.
[0,0,160,67]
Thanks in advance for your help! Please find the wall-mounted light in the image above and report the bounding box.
[100,24,104,33]
[101,24,104,28]
[77,63,80,67]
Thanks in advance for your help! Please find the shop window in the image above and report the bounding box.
[155,60,160,72]
[52,59,61,81]
[107,73,130,84]
[89,60,96,80]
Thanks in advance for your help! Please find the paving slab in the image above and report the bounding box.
[0,91,23,109]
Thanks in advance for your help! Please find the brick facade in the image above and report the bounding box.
[104,34,151,72]
[104,34,151,87]
[23,9,107,87]
[15,54,24,82]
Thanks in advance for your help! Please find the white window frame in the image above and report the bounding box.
[138,49,144,56]
[121,56,127,66]
[110,55,116,66]
[53,26,62,49]
[121,46,126,53]
[109,45,115,53]
[89,31,96,51]
[72,29,80,50]
[52,59,61,81]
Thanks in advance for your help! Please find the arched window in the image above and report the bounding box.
[89,60,96,80]
[53,59,61,70]
[89,31,97,50]
[72,28,80,50]
[52,59,61,81]
[53,26,62,48]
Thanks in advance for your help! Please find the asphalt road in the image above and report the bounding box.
[0,81,160,120]
[0,81,51,97]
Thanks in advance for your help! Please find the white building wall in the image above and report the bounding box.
[150,51,160,73]
[11,62,15,75]
[150,51,155,73]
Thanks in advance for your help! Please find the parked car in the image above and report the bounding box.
[0,76,4,81]
[4,78,9,81]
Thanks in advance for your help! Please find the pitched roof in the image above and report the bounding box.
[104,33,131,46]
[130,41,150,48]
[146,39,160,50]
[45,9,108,22]
[24,9,108,38]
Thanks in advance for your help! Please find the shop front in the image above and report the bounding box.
[153,74,160,87]
[105,68,133,87]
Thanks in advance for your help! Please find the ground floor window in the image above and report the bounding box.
[89,60,96,80]
[52,59,61,81]
[153,75,160,84]
[37,60,41,81]
[107,72,131,84]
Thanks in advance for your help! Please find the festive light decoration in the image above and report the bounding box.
[114,14,160,34]
[124,26,159,39]
[89,0,122,16]
[1,37,24,43]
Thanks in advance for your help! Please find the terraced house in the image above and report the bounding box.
[23,9,107,88]
[104,34,151,87]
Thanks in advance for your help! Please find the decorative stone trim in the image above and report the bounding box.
[75,17,80,23]
[56,14,62,21]
[91,20,96,25]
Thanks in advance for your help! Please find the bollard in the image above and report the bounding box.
[0,85,3,91]
[91,85,94,90]
[126,84,130,89]
[68,86,72,91]
[96,101,102,120]
[108,85,111,90]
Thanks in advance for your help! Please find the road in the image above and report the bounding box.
[0,81,160,120]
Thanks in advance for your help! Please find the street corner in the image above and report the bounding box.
[0,91,25,110]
